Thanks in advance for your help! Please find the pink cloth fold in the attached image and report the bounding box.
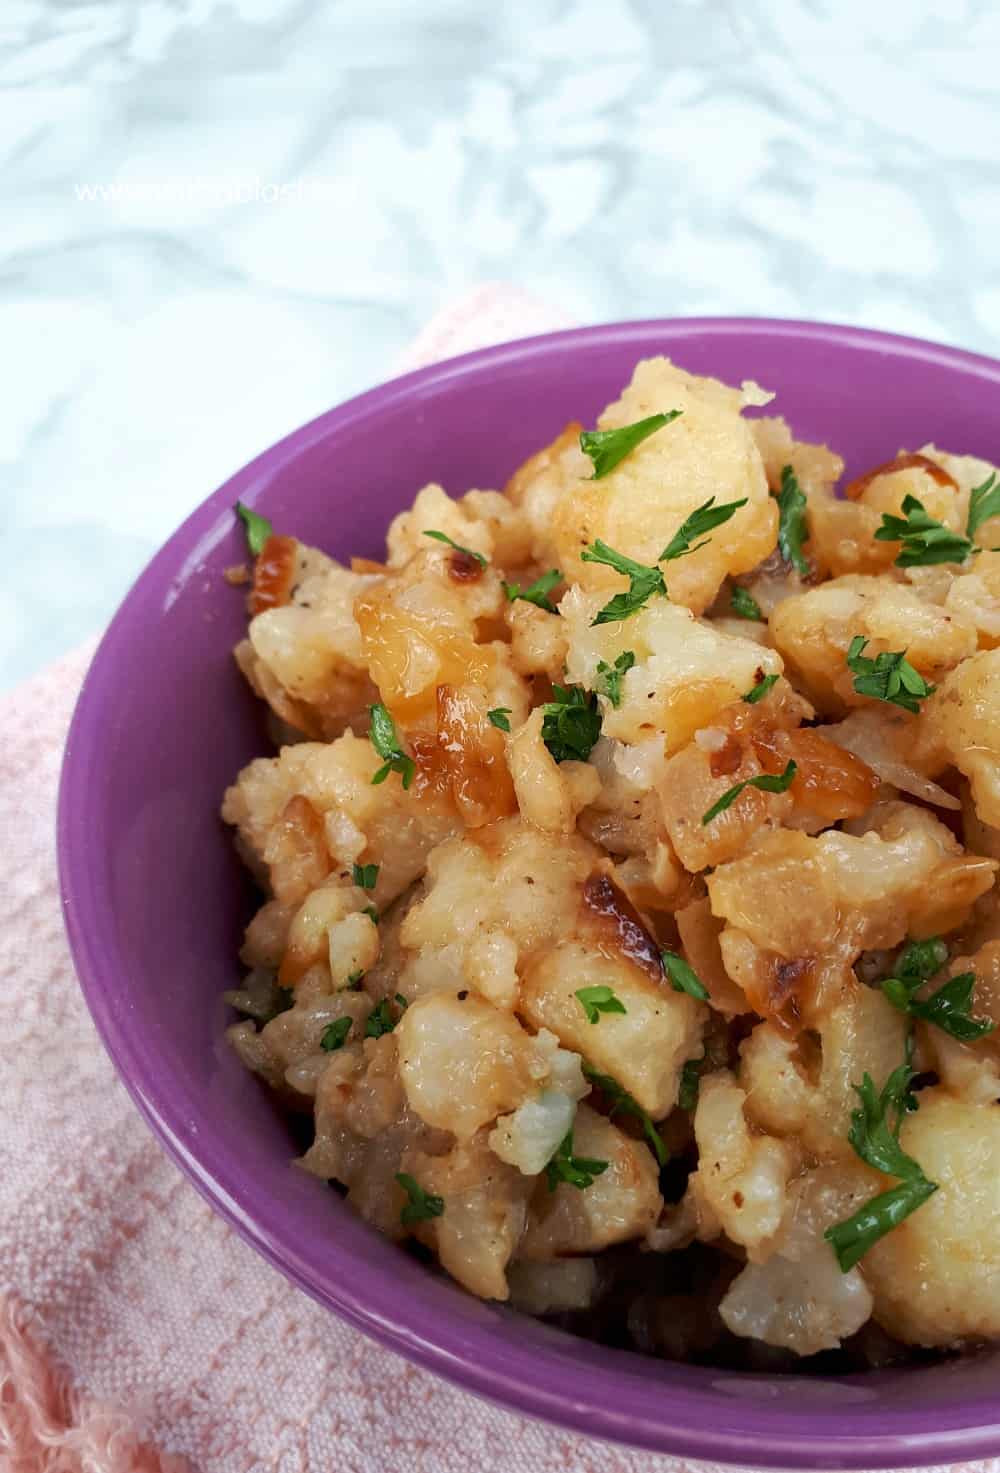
[2,287,996,1473]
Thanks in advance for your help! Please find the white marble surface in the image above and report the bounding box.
[4,0,1000,690]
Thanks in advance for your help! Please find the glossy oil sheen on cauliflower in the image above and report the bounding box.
[220,354,1000,1373]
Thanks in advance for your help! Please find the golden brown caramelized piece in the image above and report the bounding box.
[250,533,299,614]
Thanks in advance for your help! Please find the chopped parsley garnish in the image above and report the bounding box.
[396,1172,444,1225]
[352,862,379,891]
[824,1054,938,1272]
[363,904,379,925]
[743,673,779,704]
[544,1129,609,1191]
[894,937,949,986]
[776,465,810,576]
[845,637,935,715]
[701,759,798,826]
[661,951,710,1001]
[730,585,763,621]
[368,703,416,790]
[364,994,407,1038]
[968,472,1000,541]
[346,970,364,988]
[580,541,667,624]
[659,497,748,562]
[882,940,994,1043]
[502,569,562,613]
[422,529,487,566]
[595,650,635,708]
[582,1062,668,1167]
[575,984,627,1024]
[678,1053,705,1112]
[540,684,602,763]
[581,501,745,626]
[874,495,971,567]
[235,501,273,557]
[320,1016,353,1052]
[487,707,512,731]
[579,410,682,479]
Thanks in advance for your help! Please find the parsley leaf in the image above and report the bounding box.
[595,650,635,708]
[660,497,748,563]
[364,994,407,1038]
[730,585,763,621]
[346,970,365,988]
[544,1129,609,1191]
[320,1016,353,1052]
[422,529,487,566]
[579,411,682,479]
[776,465,810,576]
[678,1054,705,1112]
[502,569,562,613]
[743,673,779,704]
[701,760,798,825]
[396,1172,444,1225]
[582,1062,668,1167]
[363,904,379,925]
[825,1176,938,1274]
[846,637,935,715]
[352,862,379,891]
[896,937,949,986]
[368,703,416,790]
[235,501,273,557]
[824,1055,938,1272]
[661,951,710,1001]
[575,984,627,1024]
[580,540,666,624]
[487,707,512,731]
[968,472,1000,541]
[884,966,995,1043]
[540,684,602,763]
[874,495,972,567]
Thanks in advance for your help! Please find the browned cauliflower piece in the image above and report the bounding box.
[550,358,778,615]
[921,649,1000,827]
[863,1092,1000,1346]
[771,574,977,716]
[720,1165,877,1355]
[561,588,783,753]
[519,1104,662,1259]
[686,1071,796,1258]
[401,1130,533,1300]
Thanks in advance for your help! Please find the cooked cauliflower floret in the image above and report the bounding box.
[221,732,458,908]
[720,1166,876,1355]
[687,1071,795,1258]
[396,992,553,1138]
[519,1104,662,1259]
[238,547,381,740]
[519,937,704,1118]
[921,649,1000,827]
[550,358,778,614]
[400,1130,532,1301]
[562,589,783,753]
[771,574,977,716]
[395,818,600,1007]
[863,1092,1000,1346]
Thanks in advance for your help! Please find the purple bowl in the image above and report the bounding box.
[59,319,1000,1468]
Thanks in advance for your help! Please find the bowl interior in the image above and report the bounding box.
[59,319,1000,1468]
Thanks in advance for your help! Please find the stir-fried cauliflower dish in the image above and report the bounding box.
[221,356,1000,1371]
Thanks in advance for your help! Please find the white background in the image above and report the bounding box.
[3,0,999,689]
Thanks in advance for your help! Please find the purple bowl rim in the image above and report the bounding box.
[57,315,1000,1468]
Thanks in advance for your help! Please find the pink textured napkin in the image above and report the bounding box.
[1,287,994,1473]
